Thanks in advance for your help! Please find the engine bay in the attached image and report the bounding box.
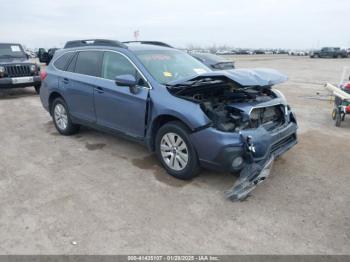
[168,79,285,132]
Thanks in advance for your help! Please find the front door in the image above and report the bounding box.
[93,51,149,138]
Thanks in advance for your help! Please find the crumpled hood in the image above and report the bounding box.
[167,68,288,87]
[225,68,288,86]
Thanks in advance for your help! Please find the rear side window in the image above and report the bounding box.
[67,53,78,72]
[53,52,74,70]
[75,51,103,77]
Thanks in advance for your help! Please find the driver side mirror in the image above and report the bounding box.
[115,74,138,94]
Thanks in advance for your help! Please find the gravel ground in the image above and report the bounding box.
[0,55,349,254]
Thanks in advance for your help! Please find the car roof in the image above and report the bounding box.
[62,43,175,53]
[62,39,177,53]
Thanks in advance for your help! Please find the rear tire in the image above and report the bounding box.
[51,97,80,135]
[155,121,200,180]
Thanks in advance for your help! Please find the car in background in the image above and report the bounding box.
[46,48,59,64]
[37,48,60,65]
[289,50,308,56]
[25,49,36,58]
[235,49,253,55]
[276,49,288,54]
[310,47,348,58]
[0,43,41,93]
[216,50,236,55]
[190,52,235,70]
[39,39,298,200]
[254,49,265,55]
[37,48,47,63]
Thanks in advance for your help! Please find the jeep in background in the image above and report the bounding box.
[0,43,41,93]
[310,47,348,58]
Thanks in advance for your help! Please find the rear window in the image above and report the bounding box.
[74,51,103,77]
[53,52,74,70]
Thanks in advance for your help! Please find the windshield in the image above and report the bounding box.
[135,49,211,84]
[0,44,26,58]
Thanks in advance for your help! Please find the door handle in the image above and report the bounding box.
[62,78,69,84]
[95,86,104,94]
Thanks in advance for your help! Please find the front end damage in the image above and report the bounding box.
[224,135,275,201]
[167,69,298,201]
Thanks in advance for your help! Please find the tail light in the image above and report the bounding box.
[40,70,47,80]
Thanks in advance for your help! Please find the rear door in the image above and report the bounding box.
[93,51,149,138]
[62,50,103,123]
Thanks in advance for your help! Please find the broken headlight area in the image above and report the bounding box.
[168,76,286,133]
[168,74,296,201]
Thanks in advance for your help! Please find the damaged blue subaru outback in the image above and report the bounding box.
[40,39,297,200]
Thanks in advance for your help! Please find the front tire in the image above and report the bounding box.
[51,97,80,135]
[155,121,200,180]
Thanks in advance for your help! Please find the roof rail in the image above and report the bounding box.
[64,39,128,49]
[123,41,173,48]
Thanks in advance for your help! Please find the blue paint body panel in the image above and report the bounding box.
[40,44,298,172]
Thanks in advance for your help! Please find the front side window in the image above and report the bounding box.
[101,51,137,80]
[0,44,26,59]
[75,51,103,77]
[135,49,211,84]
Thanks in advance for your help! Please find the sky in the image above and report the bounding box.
[1,0,350,49]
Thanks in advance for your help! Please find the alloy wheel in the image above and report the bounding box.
[54,103,68,130]
[160,132,189,171]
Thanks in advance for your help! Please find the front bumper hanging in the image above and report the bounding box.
[225,135,275,201]
[225,156,274,201]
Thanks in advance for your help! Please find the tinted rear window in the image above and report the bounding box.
[53,52,74,70]
[75,51,103,77]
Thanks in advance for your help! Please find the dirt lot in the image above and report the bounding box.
[0,55,349,254]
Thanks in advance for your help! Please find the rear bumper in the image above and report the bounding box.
[190,121,298,173]
[0,76,41,89]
